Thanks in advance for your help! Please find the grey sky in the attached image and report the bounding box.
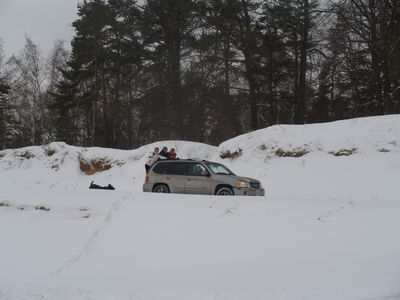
[0,0,80,57]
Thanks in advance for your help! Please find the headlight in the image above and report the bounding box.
[235,181,248,188]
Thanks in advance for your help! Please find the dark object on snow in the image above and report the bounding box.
[89,181,115,190]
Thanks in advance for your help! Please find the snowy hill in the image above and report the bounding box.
[0,115,400,300]
[0,140,218,191]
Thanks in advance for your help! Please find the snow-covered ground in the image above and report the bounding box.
[0,115,400,300]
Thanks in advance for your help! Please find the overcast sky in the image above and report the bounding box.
[0,0,80,57]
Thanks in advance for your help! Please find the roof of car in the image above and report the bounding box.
[155,159,213,163]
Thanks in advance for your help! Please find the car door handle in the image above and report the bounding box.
[165,177,170,180]
[187,178,191,181]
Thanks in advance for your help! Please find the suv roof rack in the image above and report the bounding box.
[186,158,209,162]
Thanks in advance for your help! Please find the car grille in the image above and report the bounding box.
[250,182,260,189]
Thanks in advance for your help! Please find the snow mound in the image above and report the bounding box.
[0,115,399,196]
[219,115,400,161]
[0,140,217,190]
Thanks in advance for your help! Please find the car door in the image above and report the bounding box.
[152,162,186,193]
[166,162,187,193]
[184,163,212,194]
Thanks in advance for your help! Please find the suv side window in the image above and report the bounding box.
[152,162,172,174]
[170,163,187,175]
[187,163,209,176]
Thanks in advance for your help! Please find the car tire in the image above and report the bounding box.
[215,186,234,196]
[153,184,170,193]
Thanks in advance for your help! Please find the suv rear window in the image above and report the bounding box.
[152,162,187,175]
[152,162,171,174]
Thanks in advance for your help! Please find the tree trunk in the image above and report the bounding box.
[296,0,309,124]
[241,0,258,130]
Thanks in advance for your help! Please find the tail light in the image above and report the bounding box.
[145,173,149,183]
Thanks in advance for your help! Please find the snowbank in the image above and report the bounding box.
[1,115,399,195]
[0,115,400,300]
[219,114,400,158]
[0,140,217,191]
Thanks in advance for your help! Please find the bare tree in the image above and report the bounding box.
[47,40,70,95]
[0,40,13,149]
[8,37,47,145]
[335,0,400,114]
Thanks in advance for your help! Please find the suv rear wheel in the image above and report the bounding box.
[215,186,234,196]
[153,184,170,193]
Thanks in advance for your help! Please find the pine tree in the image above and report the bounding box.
[263,0,319,124]
[140,0,202,139]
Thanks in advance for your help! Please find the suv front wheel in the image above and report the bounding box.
[215,186,234,196]
[153,184,170,193]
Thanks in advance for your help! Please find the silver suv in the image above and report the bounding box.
[143,159,265,196]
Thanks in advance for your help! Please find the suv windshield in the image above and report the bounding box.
[206,163,235,175]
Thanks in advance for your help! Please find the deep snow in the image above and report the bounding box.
[0,115,400,300]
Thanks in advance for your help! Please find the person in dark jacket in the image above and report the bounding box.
[159,146,169,160]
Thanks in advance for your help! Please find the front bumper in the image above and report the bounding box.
[233,187,265,196]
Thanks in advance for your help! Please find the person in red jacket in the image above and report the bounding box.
[168,148,177,159]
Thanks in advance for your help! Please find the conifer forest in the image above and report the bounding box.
[0,0,399,149]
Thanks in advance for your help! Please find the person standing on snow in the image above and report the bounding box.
[145,147,159,173]
[158,146,169,160]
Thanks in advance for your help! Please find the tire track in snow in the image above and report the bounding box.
[317,197,355,222]
[46,192,131,278]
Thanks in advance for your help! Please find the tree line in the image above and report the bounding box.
[1,0,399,150]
